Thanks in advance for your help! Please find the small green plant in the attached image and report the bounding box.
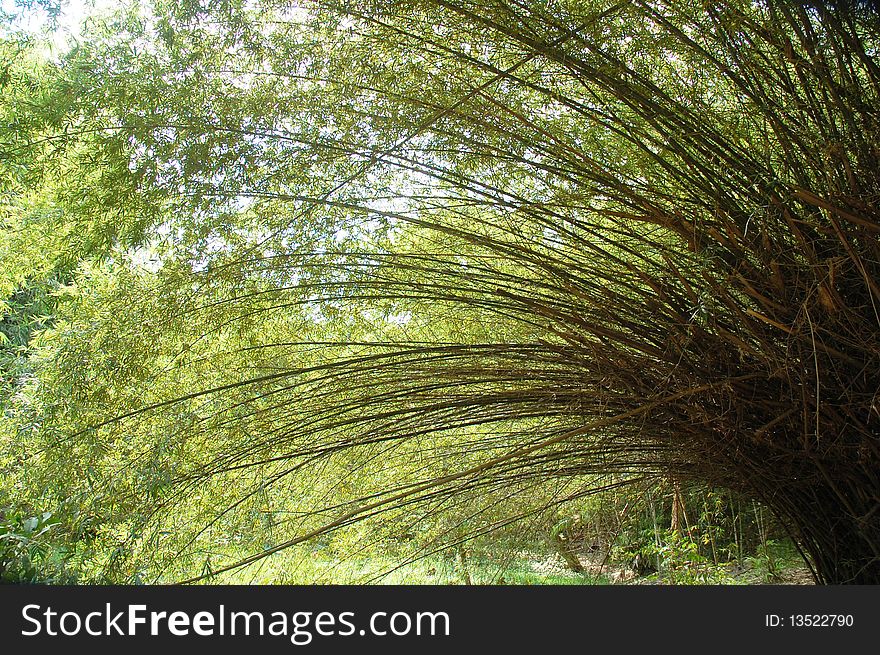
[0,508,68,583]
[642,530,731,584]
[745,539,786,582]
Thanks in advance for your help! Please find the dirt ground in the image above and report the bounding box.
[572,551,816,585]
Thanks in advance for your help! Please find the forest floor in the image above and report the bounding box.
[564,549,815,585]
[220,540,815,585]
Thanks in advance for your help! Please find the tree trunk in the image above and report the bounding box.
[670,479,687,536]
[550,519,585,573]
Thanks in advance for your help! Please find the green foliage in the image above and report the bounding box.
[744,539,805,584]
[641,530,731,585]
[2,0,878,584]
[0,506,76,583]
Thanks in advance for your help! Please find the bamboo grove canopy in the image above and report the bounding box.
[2,0,879,583]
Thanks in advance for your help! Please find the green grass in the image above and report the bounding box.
[214,547,609,585]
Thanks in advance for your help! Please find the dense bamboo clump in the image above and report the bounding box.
[35,1,879,583]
